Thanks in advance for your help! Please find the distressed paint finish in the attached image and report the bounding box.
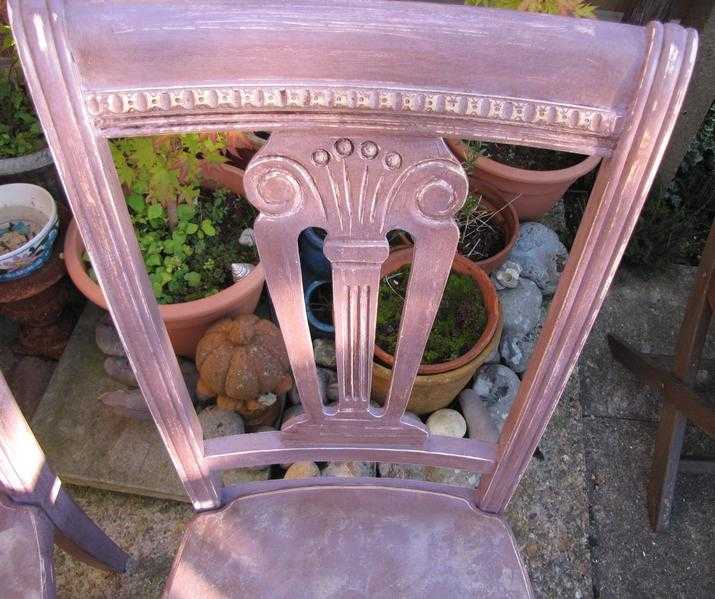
[8,0,696,531]
[0,371,128,590]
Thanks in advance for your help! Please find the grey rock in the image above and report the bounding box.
[507,222,568,295]
[326,381,339,401]
[499,303,547,374]
[288,368,335,405]
[472,364,520,406]
[198,406,245,439]
[95,321,125,357]
[498,278,542,338]
[238,228,255,247]
[458,389,499,442]
[492,260,522,290]
[103,356,137,387]
[378,462,426,480]
[426,409,466,438]
[322,461,376,477]
[99,389,151,420]
[313,338,337,368]
[424,467,480,487]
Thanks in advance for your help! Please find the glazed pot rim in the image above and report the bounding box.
[64,217,265,324]
[446,138,601,184]
[0,183,58,262]
[374,248,501,375]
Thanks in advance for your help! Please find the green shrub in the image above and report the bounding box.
[0,25,44,158]
[125,187,257,304]
[564,102,714,268]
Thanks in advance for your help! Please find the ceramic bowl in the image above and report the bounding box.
[0,183,58,282]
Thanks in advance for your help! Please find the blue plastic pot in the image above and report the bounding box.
[304,279,335,338]
[299,228,331,279]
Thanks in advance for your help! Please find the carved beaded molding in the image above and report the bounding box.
[85,85,621,137]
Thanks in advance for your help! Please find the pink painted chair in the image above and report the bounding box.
[0,371,128,598]
[9,1,696,596]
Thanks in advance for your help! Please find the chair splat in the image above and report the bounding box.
[244,131,468,444]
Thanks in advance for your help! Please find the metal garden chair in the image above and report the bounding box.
[9,0,696,596]
[0,371,128,599]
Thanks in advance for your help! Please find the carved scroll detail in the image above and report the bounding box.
[244,132,467,444]
[86,86,620,137]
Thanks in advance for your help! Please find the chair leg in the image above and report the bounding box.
[648,403,686,532]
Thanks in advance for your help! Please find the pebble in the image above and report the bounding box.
[458,389,499,442]
[103,356,137,387]
[284,461,320,479]
[238,228,255,247]
[198,405,245,439]
[426,408,467,438]
[506,222,568,295]
[95,320,125,357]
[322,461,376,477]
[499,278,542,338]
[313,338,337,368]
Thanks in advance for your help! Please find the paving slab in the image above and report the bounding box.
[579,265,715,420]
[32,304,266,502]
[508,365,592,599]
[584,416,714,599]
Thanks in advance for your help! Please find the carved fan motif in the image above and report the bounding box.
[244,132,468,443]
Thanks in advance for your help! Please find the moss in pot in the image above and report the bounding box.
[376,265,487,365]
[371,248,501,415]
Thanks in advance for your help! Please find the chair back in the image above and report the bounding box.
[9,0,697,512]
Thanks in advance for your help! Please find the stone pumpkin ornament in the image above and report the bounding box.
[195,315,293,425]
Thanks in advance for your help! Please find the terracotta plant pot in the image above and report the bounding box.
[371,249,502,415]
[446,138,600,222]
[460,193,518,274]
[64,164,265,359]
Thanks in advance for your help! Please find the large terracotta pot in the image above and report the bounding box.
[64,163,265,359]
[446,138,600,222]
[371,249,502,415]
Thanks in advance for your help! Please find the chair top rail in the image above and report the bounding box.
[59,0,647,154]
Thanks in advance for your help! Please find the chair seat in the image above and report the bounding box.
[0,495,55,599]
[164,483,533,598]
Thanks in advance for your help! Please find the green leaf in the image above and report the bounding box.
[200,219,217,236]
[147,204,164,220]
[176,204,195,222]
[145,253,162,266]
[184,271,202,287]
[126,193,146,214]
[185,222,199,234]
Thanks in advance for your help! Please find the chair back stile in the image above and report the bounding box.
[8,0,697,513]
